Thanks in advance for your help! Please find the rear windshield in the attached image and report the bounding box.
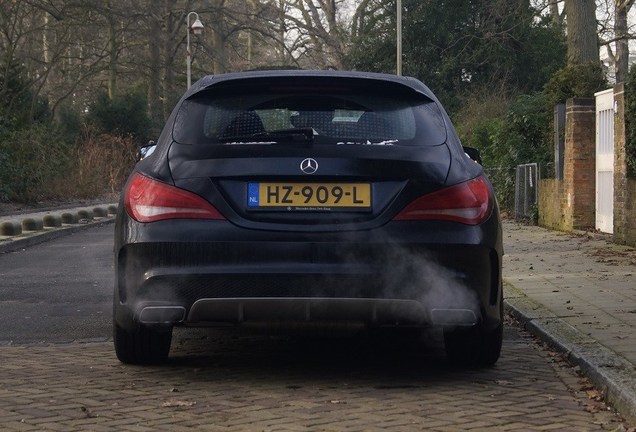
[173,87,447,146]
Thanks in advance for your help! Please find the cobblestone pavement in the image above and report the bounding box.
[503,220,636,423]
[1,322,632,432]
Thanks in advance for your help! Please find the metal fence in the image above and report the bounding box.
[515,163,539,219]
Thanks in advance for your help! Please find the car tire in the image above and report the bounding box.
[113,322,173,365]
[443,320,503,367]
[444,287,504,367]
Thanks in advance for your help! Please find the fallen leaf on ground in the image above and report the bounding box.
[584,403,600,413]
[161,400,196,407]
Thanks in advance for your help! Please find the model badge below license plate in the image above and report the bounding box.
[247,182,371,210]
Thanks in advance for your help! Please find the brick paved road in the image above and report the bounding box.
[0,318,631,431]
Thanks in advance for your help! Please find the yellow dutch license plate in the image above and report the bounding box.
[248,182,371,210]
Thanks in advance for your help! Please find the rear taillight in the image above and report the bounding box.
[125,173,225,223]
[393,176,493,225]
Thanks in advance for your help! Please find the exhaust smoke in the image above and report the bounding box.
[376,244,481,327]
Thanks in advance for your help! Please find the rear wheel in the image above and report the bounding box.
[443,320,503,367]
[113,322,173,365]
[444,287,504,367]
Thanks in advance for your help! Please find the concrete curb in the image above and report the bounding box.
[504,281,636,424]
[0,203,118,254]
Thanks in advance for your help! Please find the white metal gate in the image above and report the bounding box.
[595,89,614,234]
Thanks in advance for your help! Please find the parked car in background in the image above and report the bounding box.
[113,70,503,366]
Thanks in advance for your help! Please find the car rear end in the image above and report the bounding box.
[113,70,503,366]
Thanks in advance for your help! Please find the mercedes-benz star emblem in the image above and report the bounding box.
[300,158,318,174]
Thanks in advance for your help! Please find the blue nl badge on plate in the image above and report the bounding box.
[247,183,259,207]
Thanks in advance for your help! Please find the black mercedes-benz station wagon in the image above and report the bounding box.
[113,70,503,366]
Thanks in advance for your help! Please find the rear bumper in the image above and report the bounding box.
[138,298,478,327]
[114,217,502,331]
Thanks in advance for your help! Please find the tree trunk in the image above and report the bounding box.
[213,7,226,74]
[279,0,287,65]
[43,12,50,65]
[162,0,176,119]
[148,10,163,130]
[107,1,117,99]
[615,0,635,83]
[213,28,226,74]
[564,0,598,65]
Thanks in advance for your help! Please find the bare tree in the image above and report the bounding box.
[595,0,636,83]
[564,0,598,65]
[0,0,359,130]
[0,0,116,120]
[145,6,163,130]
[283,0,349,69]
[614,0,635,82]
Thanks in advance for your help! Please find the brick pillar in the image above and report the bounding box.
[563,98,596,230]
[614,84,627,243]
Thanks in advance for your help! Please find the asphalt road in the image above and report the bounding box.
[0,224,633,430]
[0,224,114,344]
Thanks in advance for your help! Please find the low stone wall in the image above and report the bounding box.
[540,176,636,246]
[538,179,567,231]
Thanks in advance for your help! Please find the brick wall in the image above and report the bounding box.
[613,84,636,246]
[538,179,567,230]
[538,98,596,231]
[614,84,628,243]
[539,91,636,247]
[564,98,596,230]
[624,180,636,245]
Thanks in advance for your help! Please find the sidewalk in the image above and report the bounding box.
[503,219,636,424]
[0,203,118,253]
[1,206,636,422]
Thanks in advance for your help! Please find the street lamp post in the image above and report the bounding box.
[186,11,204,89]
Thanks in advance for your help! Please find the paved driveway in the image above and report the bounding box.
[0,323,628,431]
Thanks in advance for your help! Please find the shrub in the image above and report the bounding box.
[0,125,74,203]
[461,92,551,212]
[0,58,141,203]
[49,128,138,199]
[56,104,83,145]
[625,65,636,178]
[0,58,51,130]
[454,85,513,144]
[502,93,552,169]
[543,62,607,107]
[86,88,151,144]
[471,118,518,212]
[0,125,137,203]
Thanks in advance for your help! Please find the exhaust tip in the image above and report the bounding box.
[430,308,477,327]
[139,306,186,324]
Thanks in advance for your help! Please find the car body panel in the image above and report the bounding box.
[113,70,504,365]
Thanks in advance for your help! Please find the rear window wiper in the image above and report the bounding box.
[220,127,315,145]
